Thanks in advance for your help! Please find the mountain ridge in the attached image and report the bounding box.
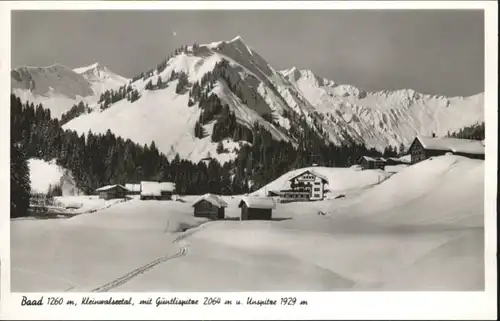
[11,36,484,163]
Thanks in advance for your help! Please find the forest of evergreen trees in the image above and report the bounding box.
[10,91,389,218]
[60,101,91,125]
[447,122,485,141]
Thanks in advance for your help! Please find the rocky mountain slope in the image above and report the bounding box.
[11,36,484,163]
[11,63,129,118]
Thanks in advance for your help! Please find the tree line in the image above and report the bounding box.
[447,122,485,141]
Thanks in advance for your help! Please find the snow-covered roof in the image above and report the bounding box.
[192,193,228,208]
[125,183,141,192]
[289,170,329,183]
[239,196,276,209]
[140,181,175,196]
[387,155,411,164]
[96,184,128,192]
[359,156,387,162]
[159,182,176,192]
[416,136,485,155]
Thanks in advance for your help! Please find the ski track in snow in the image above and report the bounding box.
[90,221,217,292]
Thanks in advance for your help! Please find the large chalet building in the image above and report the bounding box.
[278,170,329,202]
[408,135,485,164]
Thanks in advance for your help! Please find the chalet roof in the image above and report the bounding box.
[125,183,141,192]
[96,184,129,192]
[387,155,411,164]
[289,169,329,184]
[239,196,276,209]
[192,193,228,208]
[359,156,387,163]
[140,181,175,196]
[416,136,485,155]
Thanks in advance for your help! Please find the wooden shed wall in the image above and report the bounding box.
[240,204,272,220]
[194,200,225,220]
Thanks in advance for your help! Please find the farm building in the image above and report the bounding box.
[95,184,129,200]
[192,193,228,220]
[238,196,276,220]
[284,170,329,201]
[408,135,485,164]
[358,156,387,170]
[385,156,411,166]
[125,183,141,195]
[140,181,176,200]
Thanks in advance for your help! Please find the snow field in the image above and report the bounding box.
[11,156,484,292]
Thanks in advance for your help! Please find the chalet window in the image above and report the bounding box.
[314,187,320,191]
[314,194,320,198]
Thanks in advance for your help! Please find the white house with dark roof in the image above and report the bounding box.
[408,135,485,164]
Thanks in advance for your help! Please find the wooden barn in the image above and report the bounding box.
[125,183,141,196]
[192,193,228,220]
[385,156,411,166]
[95,184,129,200]
[358,156,387,170]
[285,169,329,201]
[238,197,276,220]
[140,181,176,200]
[408,135,485,164]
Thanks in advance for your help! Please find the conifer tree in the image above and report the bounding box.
[11,140,31,218]
[216,141,224,154]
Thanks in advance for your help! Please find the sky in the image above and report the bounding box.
[11,10,484,97]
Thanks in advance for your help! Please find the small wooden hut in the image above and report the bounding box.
[238,196,276,221]
[358,156,387,170]
[95,184,129,200]
[192,193,228,220]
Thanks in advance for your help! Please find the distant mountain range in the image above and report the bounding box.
[11,35,484,163]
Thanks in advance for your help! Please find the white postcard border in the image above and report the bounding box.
[0,1,497,320]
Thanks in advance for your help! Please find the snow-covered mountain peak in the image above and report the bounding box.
[72,62,129,95]
[229,35,243,43]
[11,61,129,119]
[73,62,103,74]
[13,36,484,163]
[11,64,95,99]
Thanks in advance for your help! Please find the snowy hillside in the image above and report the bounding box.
[11,155,484,292]
[14,36,484,162]
[323,155,484,228]
[11,63,129,119]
